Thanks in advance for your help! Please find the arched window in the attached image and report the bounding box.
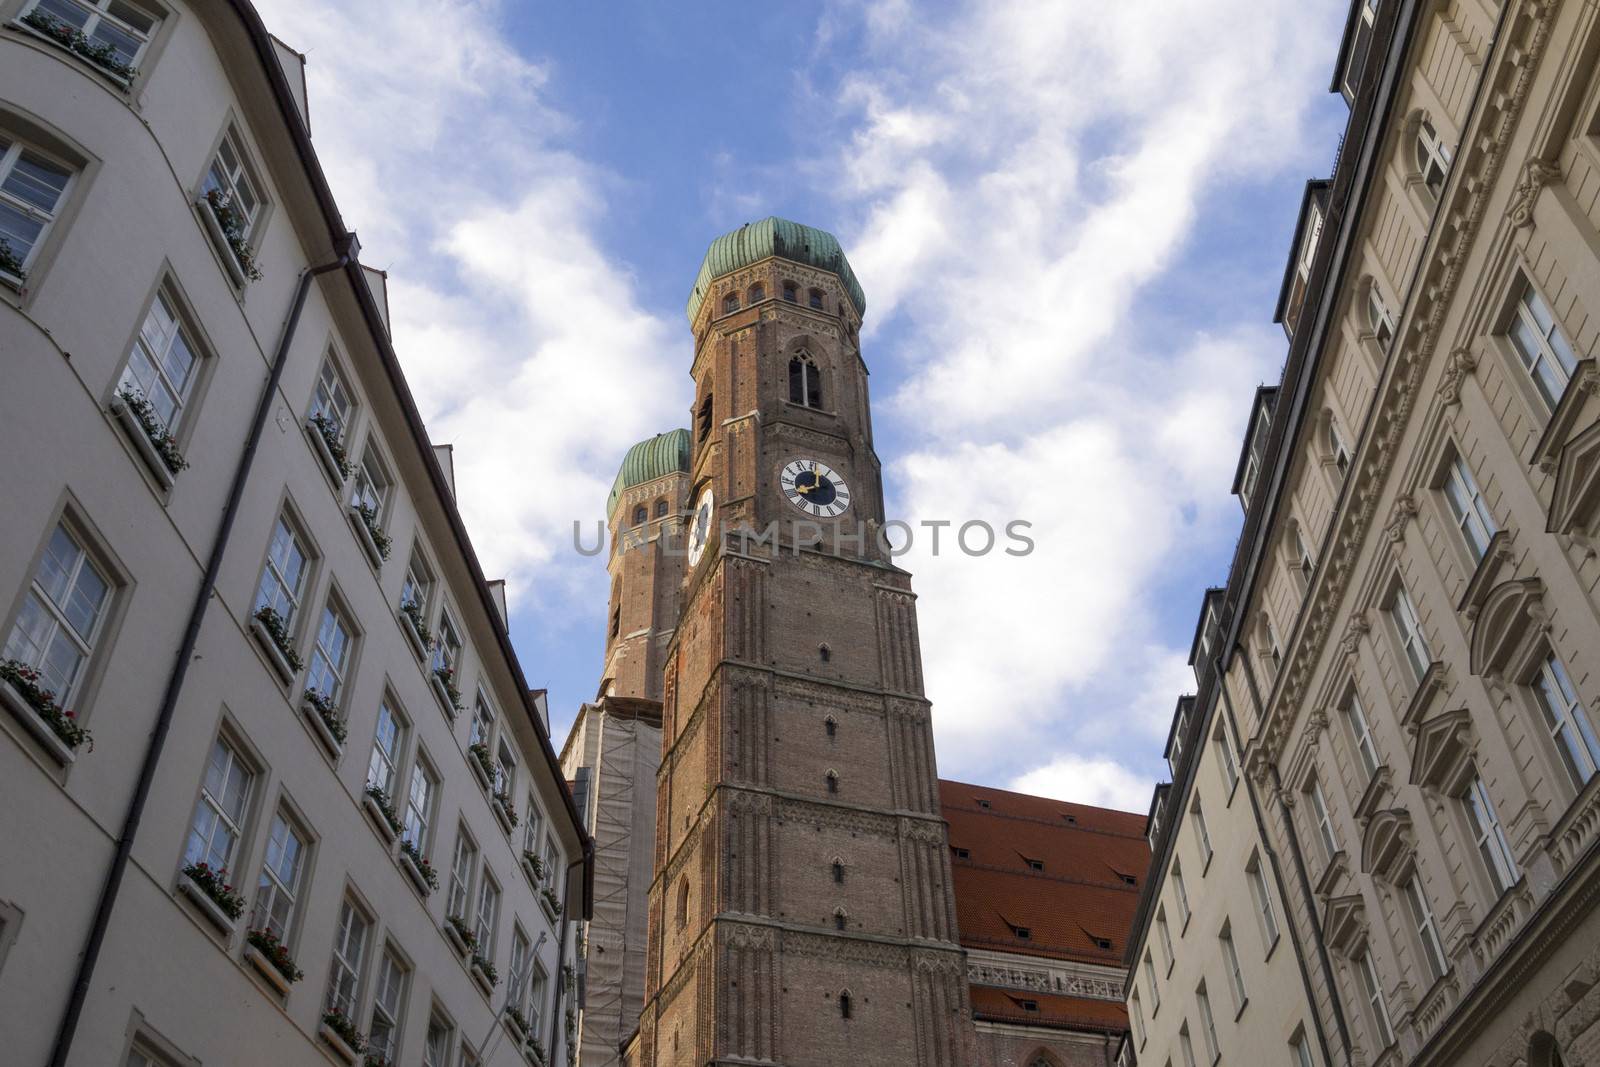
[782,281,798,302]
[1328,415,1352,477]
[1366,283,1395,349]
[748,283,764,303]
[655,499,668,517]
[838,991,852,1019]
[819,643,831,662]
[1415,118,1452,198]
[1530,1031,1566,1067]
[825,770,839,794]
[833,909,847,930]
[633,505,648,526]
[789,355,822,408]
[697,393,714,442]
[832,860,845,884]
[722,292,739,314]
[808,288,825,310]
[825,716,837,739]
[675,877,689,928]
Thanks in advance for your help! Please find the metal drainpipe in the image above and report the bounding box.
[1214,658,1341,1067]
[47,237,358,1067]
[550,846,591,1065]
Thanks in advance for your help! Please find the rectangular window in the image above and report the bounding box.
[201,126,262,241]
[1506,283,1578,411]
[3,521,111,703]
[1328,418,1352,479]
[1355,948,1393,1049]
[1157,910,1174,971]
[325,896,370,1021]
[119,288,201,434]
[435,613,464,677]
[1308,775,1337,861]
[1179,1025,1197,1067]
[1403,876,1447,982]
[1193,805,1214,867]
[251,808,307,939]
[1340,0,1378,100]
[184,735,253,872]
[1462,768,1518,894]
[1130,991,1145,1046]
[0,132,73,279]
[1142,952,1161,1013]
[1241,407,1272,511]
[308,355,354,441]
[404,760,436,852]
[1220,925,1247,1011]
[349,446,389,522]
[1345,691,1380,780]
[368,946,408,1062]
[474,874,500,956]
[22,0,160,73]
[1173,864,1191,926]
[446,830,476,921]
[530,961,549,1035]
[470,693,495,750]
[1247,855,1279,949]
[423,1017,452,1067]
[1389,583,1431,682]
[305,601,353,705]
[1197,986,1219,1064]
[495,738,517,797]
[1532,653,1600,790]
[254,514,309,627]
[1291,1032,1316,1067]
[1217,726,1240,795]
[1442,454,1496,563]
[367,700,405,798]
[401,555,432,617]
[508,927,531,1010]
[523,795,544,859]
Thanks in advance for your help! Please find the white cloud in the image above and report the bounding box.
[1011,754,1154,814]
[254,0,682,609]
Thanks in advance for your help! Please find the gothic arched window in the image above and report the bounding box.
[722,292,739,314]
[838,992,852,1019]
[826,770,839,794]
[789,356,822,409]
[697,393,713,442]
[808,288,825,310]
[832,860,844,884]
[748,283,765,303]
[676,877,689,928]
[655,499,668,517]
[783,281,798,303]
[825,716,837,739]
[633,505,648,526]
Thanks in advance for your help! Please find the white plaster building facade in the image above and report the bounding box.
[0,3,589,1065]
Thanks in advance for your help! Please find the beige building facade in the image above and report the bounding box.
[0,3,588,1066]
[1129,0,1600,1065]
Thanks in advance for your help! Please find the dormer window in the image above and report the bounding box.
[1415,119,1452,199]
[1285,200,1324,333]
[1240,403,1272,511]
[1024,857,1044,872]
[1010,924,1031,940]
[1340,0,1380,102]
[976,798,991,809]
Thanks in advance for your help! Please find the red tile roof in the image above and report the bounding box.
[941,779,1150,966]
[968,986,1129,1033]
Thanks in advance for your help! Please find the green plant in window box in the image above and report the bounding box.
[541,886,562,917]
[20,9,139,82]
[446,914,481,954]
[320,1010,367,1055]
[399,838,439,891]
[471,954,499,986]
[115,388,190,473]
[252,607,304,672]
[433,663,464,711]
[307,412,353,479]
[506,1006,533,1035]
[202,188,263,280]
[364,784,403,836]
[0,237,25,282]
[524,849,547,881]
[400,598,433,646]
[245,927,304,983]
[0,659,92,750]
[355,503,392,560]
[493,787,520,828]
[182,861,245,920]
[468,741,495,782]
[303,688,347,744]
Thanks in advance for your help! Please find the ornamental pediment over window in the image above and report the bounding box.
[1468,577,1548,681]
[1359,807,1415,884]
[1322,893,1368,956]
[1547,414,1600,545]
[1409,708,1474,794]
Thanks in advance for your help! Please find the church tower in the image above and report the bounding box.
[628,219,974,1066]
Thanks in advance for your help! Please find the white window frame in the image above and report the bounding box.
[309,354,354,440]
[0,132,75,279]
[401,554,432,617]
[1193,804,1214,867]
[1355,947,1394,1050]
[404,758,436,852]
[495,737,517,798]
[367,699,405,798]
[447,830,476,922]
[1403,876,1447,983]
[474,872,500,956]
[350,445,390,522]
[435,613,465,677]
[255,513,309,627]
[1462,768,1518,894]
[1345,690,1380,780]
[1220,924,1248,1012]
[118,287,202,434]
[3,520,112,705]
[530,961,549,1036]
[22,0,161,74]
[1531,653,1600,791]
[423,1017,452,1067]
[1179,1024,1198,1067]
[1505,283,1578,412]
[368,945,407,1061]
[1291,1031,1316,1067]
[1366,282,1395,348]
[508,926,531,1011]
[1389,583,1431,682]
[1308,775,1338,861]
[184,735,253,872]
[201,125,263,241]
[1197,985,1220,1064]
[326,896,370,1020]
[251,807,307,940]
[1414,118,1452,198]
[1157,909,1175,973]
[470,691,495,750]
[1216,724,1240,796]
[1130,990,1146,1047]
[1142,952,1161,1013]
[306,600,353,705]
[1327,417,1352,478]
[1247,855,1279,950]
[1173,863,1191,926]
[1442,452,1496,563]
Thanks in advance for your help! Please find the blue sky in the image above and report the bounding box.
[257,0,1352,811]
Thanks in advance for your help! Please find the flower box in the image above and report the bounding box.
[243,942,293,995]
[399,606,431,661]
[318,1016,365,1065]
[443,915,476,959]
[15,9,138,85]
[525,1037,548,1065]
[0,670,83,765]
[196,192,256,287]
[505,1007,531,1042]
[470,955,498,995]
[250,610,301,684]
[431,666,464,719]
[110,392,183,488]
[363,786,401,845]
[539,886,562,923]
[179,871,239,934]
[301,691,346,760]
[491,793,518,834]
[349,504,391,567]
[398,842,438,895]
[522,850,546,888]
[306,414,352,485]
[0,237,24,288]
[468,743,495,791]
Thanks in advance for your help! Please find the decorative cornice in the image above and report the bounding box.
[1507,157,1561,227]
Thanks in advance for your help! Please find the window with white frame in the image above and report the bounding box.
[305,601,353,705]
[1179,1024,1198,1067]
[470,693,495,750]
[474,873,500,956]
[523,795,545,860]
[1327,416,1352,478]
[1461,767,1518,894]
[404,759,436,852]
[1197,985,1219,1064]
[1355,947,1394,1049]
[1220,923,1247,1011]
[1442,452,1496,563]
[1388,582,1431,682]
[1216,724,1240,794]
[250,808,307,940]
[508,927,531,1010]
[1240,406,1272,510]
[435,613,464,677]
[423,1017,452,1067]
[1290,522,1314,578]
[1414,118,1452,199]
[24,0,161,76]
[542,832,560,879]
[3,520,111,704]
[1173,862,1191,926]
[308,355,354,441]
[367,699,405,798]
[1286,201,1324,331]
[1157,909,1174,971]
[446,829,476,921]
[1130,990,1145,1046]
[1366,281,1395,349]
[401,554,432,618]
[200,126,262,241]
[1402,875,1447,982]
[1193,804,1214,867]
[530,961,549,1035]
[1142,952,1161,1013]
[0,132,73,280]
[325,896,370,1021]
[254,513,309,628]
[1531,652,1600,791]
[1247,853,1279,949]
[1344,690,1380,781]
[183,735,253,872]
[124,1041,172,1067]
[118,288,201,434]
[1290,1030,1316,1067]
[1308,774,1338,861]
[495,738,517,797]
[1506,283,1579,412]
[350,446,390,523]
[368,945,408,1061]
[1264,616,1284,672]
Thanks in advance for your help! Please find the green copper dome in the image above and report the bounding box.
[686,217,865,324]
[606,429,692,517]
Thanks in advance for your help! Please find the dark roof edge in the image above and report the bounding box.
[1273,179,1334,324]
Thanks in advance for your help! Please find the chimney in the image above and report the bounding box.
[433,444,455,496]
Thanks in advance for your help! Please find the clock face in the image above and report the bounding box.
[780,459,851,518]
[687,485,714,567]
